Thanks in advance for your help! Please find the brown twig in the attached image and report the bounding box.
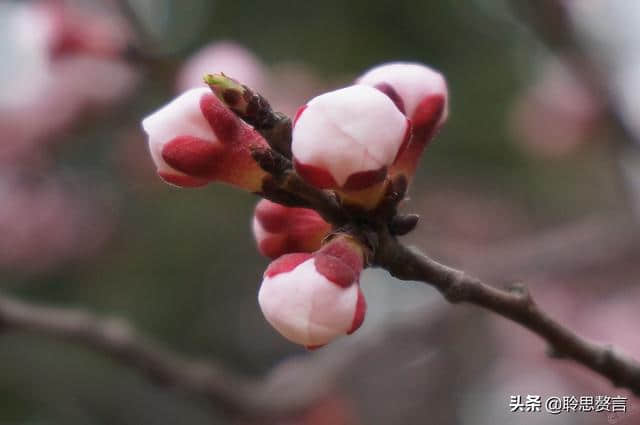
[3,15,640,416]
[0,294,326,421]
[259,163,640,395]
[374,227,640,394]
[1,212,639,424]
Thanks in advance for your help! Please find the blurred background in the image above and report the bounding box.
[1,0,639,424]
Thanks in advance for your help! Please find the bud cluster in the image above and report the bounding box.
[141,61,449,347]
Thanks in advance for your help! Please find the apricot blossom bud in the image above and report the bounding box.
[252,199,331,259]
[291,85,410,202]
[357,62,448,178]
[258,236,367,349]
[141,87,269,190]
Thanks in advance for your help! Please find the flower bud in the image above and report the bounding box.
[258,236,367,349]
[141,87,269,190]
[291,85,410,208]
[252,199,331,259]
[357,62,448,179]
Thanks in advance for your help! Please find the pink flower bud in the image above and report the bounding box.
[252,199,331,259]
[291,85,410,193]
[141,88,269,190]
[258,236,367,348]
[357,62,448,179]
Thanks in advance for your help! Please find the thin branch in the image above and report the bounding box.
[1,213,639,423]
[0,294,326,421]
[374,227,640,395]
[2,11,639,414]
[258,163,640,394]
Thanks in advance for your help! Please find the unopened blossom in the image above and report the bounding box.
[258,235,367,348]
[291,85,410,208]
[357,62,448,179]
[252,199,331,259]
[142,87,270,190]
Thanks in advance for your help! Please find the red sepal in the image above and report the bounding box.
[263,253,312,278]
[162,135,222,177]
[294,159,339,189]
[347,287,366,334]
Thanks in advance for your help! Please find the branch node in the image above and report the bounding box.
[442,271,467,303]
[101,317,135,348]
[506,282,534,307]
[390,214,420,236]
[546,345,566,359]
[251,146,292,177]
[597,344,616,368]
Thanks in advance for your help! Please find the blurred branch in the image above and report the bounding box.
[212,55,640,397]
[0,288,460,422]
[4,11,640,413]
[462,213,638,279]
[374,228,640,395]
[0,293,325,421]
[0,211,639,425]
[256,151,640,395]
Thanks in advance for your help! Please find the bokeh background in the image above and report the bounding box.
[1,0,639,424]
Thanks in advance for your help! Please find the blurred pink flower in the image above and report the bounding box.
[266,62,329,117]
[0,174,115,275]
[176,41,268,93]
[510,59,603,158]
[177,42,329,118]
[0,0,137,164]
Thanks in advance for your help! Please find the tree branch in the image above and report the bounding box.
[374,227,640,395]
[254,152,640,395]
[1,212,639,423]
[0,293,327,421]
[3,16,640,416]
